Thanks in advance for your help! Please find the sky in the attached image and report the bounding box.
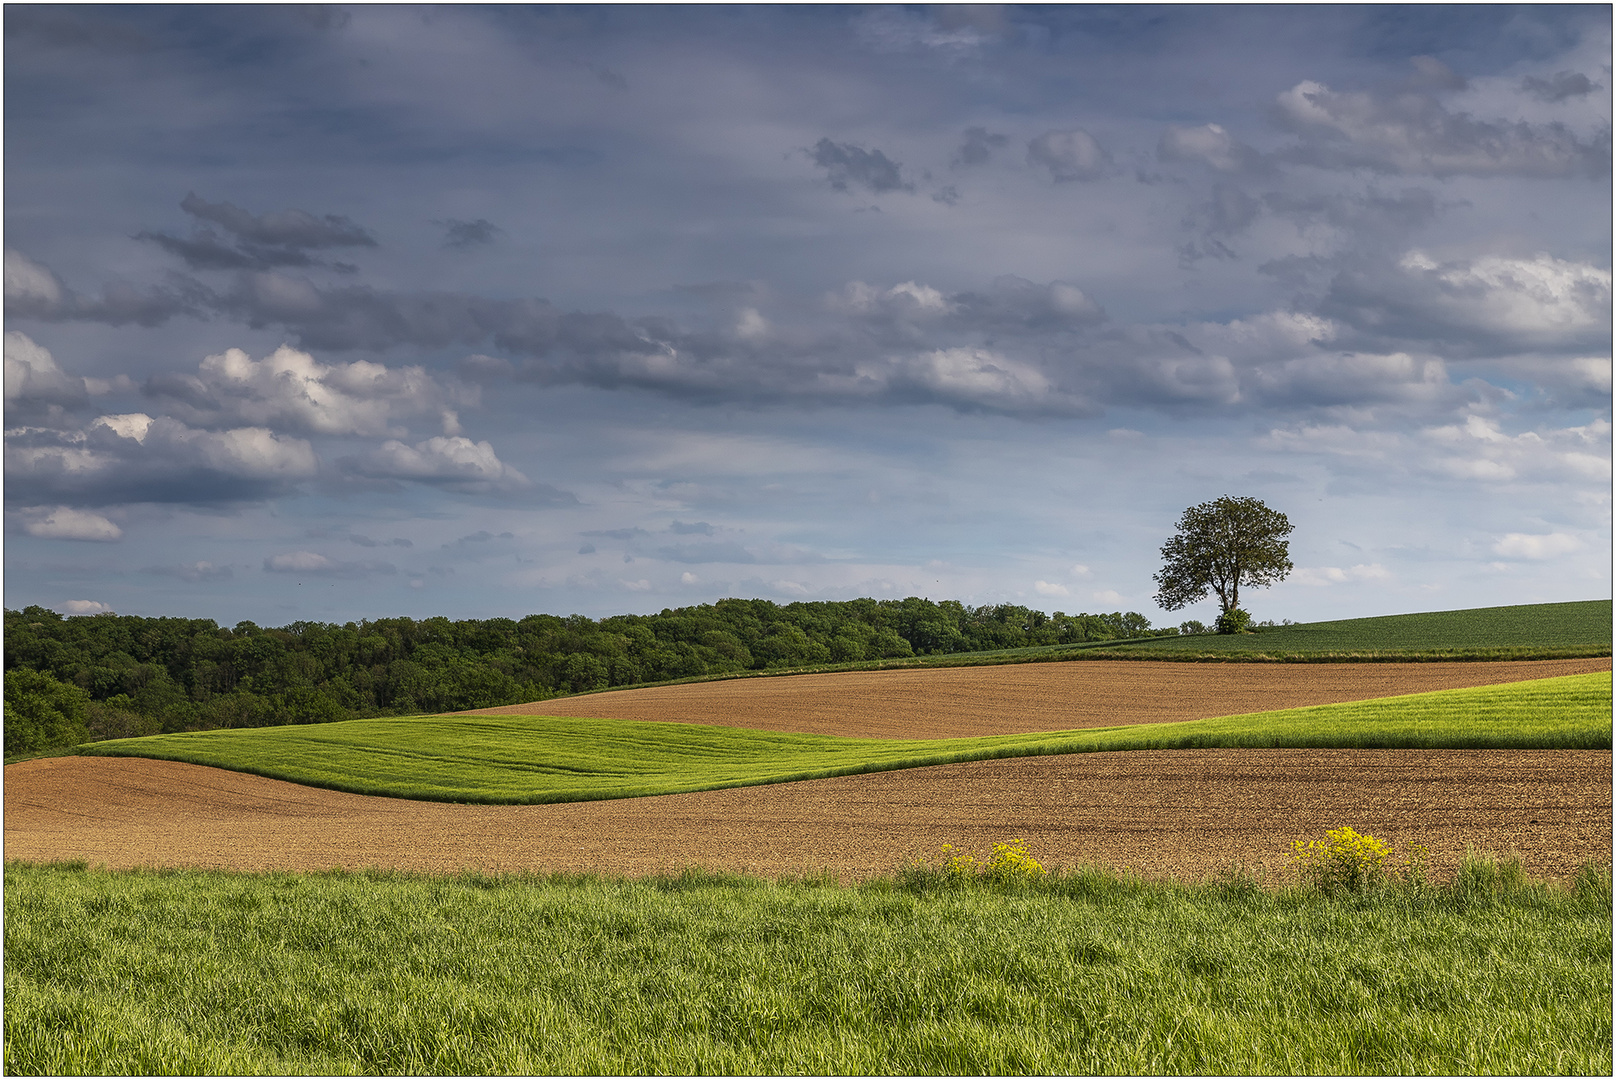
[4,4,1611,629]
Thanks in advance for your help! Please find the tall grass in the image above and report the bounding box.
[77,672,1611,803]
[5,857,1609,1076]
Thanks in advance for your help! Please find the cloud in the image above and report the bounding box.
[263,551,396,578]
[1491,532,1583,560]
[955,126,1008,166]
[143,560,234,581]
[655,540,757,564]
[1158,123,1265,174]
[143,344,459,437]
[1027,130,1109,181]
[5,413,319,506]
[1323,251,1612,357]
[61,600,112,615]
[135,194,376,272]
[809,138,914,194]
[1034,580,1069,597]
[15,505,122,541]
[1274,75,1611,178]
[347,435,530,491]
[1291,563,1391,586]
[4,249,205,326]
[5,331,88,416]
[441,218,501,248]
[1521,71,1601,103]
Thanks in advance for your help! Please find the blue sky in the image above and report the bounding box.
[5,4,1610,627]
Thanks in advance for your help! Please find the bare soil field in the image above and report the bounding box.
[6,658,1611,882]
[475,657,1614,737]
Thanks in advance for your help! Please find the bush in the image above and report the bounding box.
[1290,826,1428,895]
[1215,608,1252,634]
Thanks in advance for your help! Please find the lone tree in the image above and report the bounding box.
[1153,496,1294,631]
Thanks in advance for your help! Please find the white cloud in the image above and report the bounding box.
[1069,564,1092,577]
[680,571,699,584]
[353,435,529,490]
[1491,532,1583,560]
[1158,123,1261,172]
[1291,563,1391,586]
[153,345,456,437]
[1027,129,1108,181]
[1034,580,1069,597]
[1397,251,1611,341]
[264,551,335,573]
[4,331,85,408]
[17,506,122,542]
[61,599,111,615]
[1092,589,1125,605]
[4,249,65,308]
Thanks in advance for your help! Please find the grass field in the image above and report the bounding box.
[76,672,1611,804]
[5,857,1608,1076]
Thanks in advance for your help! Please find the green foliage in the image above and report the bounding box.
[78,673,1611,804]
[1154,495,1294,615]
[3,599,1163,741]
[5,860,1609,1076]
[3,667,90,756]
[1214,607,1252,635]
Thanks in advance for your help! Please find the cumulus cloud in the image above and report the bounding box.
[1323,251,1612,357]
[1034,580,1069,597]
[1027,129,1109,181]
[347,435,530,491]
[143,560,234,581]
[61,599,113,615]
[5,330,87,416]
[1274,74,1611,177]
[5,413,318,506]
[1158,123,1265,173]
[264,550,396,578]
[15,505,122,541]
[1491,532,1583,559]
[143,344,459,437]
[1267,414,1612,486]
[1291,562,1391,586]
[809,138,914,194]
[4,248,205,325]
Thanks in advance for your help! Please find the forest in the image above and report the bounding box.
[4,598,1169,752]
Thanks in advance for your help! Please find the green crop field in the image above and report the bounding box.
[1105,598,1613,658]
[77,672,1611,804]
[5,857,1609,1076]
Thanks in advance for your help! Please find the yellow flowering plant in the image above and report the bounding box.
[1290,826,1429,894]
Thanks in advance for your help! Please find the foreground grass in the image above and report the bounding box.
[76,673,1612,804]
[5,858,1609,1076]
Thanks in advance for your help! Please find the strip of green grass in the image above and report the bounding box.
[76,673,1611,805]
[5,859,1609,1075]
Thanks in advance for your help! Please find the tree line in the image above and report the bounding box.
[4,598,1172,753]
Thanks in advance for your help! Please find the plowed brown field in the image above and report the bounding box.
[6,658,1611,883]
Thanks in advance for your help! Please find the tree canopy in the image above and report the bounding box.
[1152,496,1294,619]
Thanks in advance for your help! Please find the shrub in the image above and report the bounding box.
[1290,826,1428,895]
[1215,608,1253,634]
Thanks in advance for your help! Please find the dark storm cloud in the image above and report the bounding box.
[809,138,914,194]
